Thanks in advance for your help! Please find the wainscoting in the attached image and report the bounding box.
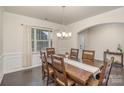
[3,52,41,74]
[0,48,68,84]
[56,48,69,54]
[0,55,3,84]
[2,48,68,74]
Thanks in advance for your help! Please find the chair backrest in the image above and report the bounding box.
[40,51,49,74]
[82,50,95,63]
[70,48,79,60]
[51,55,67,86]
[98,60,113,86]
[46,48,55,57]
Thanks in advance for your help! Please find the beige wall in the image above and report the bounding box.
[3,12,64,54]
[0,6,4,83]
[0,7,3,55]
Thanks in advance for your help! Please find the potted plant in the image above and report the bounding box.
[117,44,123,53]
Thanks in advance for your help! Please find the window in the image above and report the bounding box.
[32,27,52,52]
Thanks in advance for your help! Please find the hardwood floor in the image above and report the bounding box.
[108,64,124,86]
[1,65,124,86]
[1,66,55,86]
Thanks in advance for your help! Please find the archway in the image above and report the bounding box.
[78,22,124,60]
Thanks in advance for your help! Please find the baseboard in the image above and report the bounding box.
[5,64,42,74]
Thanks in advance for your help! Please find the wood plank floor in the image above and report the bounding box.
[1,65,124,86]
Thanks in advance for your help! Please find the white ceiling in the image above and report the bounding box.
[4,6,121,25]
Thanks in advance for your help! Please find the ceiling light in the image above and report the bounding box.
[56,6,72,39]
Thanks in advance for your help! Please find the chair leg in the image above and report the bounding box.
[46,76,49,86]
[42,67,45,80]
[42,71,45,80]
[54,78,58,86]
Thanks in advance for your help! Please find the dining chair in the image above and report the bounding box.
[82,50,95,63]
[70,48,79,60]
[40,51,54,85]
[87,60,113,86]
[46,48,55,57]
[51,55,75,86]
[103,59,113,86]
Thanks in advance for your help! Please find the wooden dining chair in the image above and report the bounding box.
[46,48,55,57]
[82,50,95,63]
[70,48,79,60]
[51,55,75,86]
[40,51,54,85]
[87,60,113,86]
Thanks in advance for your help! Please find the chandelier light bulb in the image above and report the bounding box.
[57,32,61,37]
[65,33,68,37]
[68,32,72,37]
[62,32,66,37]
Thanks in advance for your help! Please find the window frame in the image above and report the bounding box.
[32,27,52,53]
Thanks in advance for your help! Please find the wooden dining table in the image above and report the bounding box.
[47,54,103,85]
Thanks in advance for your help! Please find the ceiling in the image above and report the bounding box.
[4,6,121,25]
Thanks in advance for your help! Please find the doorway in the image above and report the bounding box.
[78,31,86,57]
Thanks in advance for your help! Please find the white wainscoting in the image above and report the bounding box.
[56,48,69,54]
[3,48,69,74]
[0,55,3,84]
[3,52,41,74]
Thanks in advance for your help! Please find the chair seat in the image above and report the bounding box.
[56,78,75,86]
[87,79,99,86]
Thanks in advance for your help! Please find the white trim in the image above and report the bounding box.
[5,64,41,74]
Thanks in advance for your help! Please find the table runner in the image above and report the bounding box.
[64,58,100,78]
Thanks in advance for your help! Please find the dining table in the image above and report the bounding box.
[47,54,103,85]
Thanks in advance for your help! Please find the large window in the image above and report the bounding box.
[32,27,52,52]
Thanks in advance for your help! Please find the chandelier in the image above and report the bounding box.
[56,6,72,39]
[57,32,72,38]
